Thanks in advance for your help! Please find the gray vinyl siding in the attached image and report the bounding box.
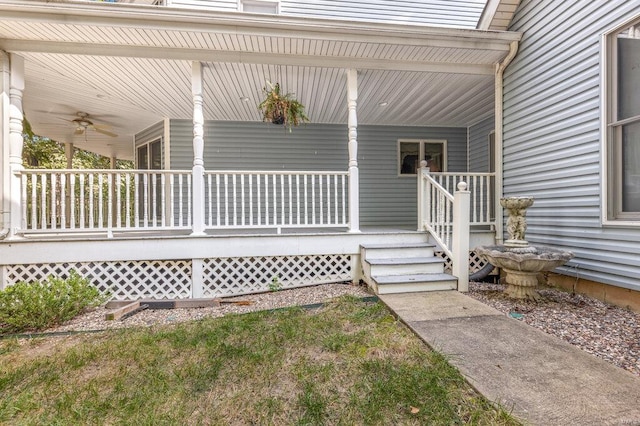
[468,116,494,173]
[503,0,640,291]
[169,120,466,227]
[166,0,486,28]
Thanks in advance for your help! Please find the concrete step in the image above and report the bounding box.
[371,273,458,295]
[363,256,445,277]
[360,242,436,259]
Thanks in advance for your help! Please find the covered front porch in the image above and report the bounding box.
[0,1,520,298]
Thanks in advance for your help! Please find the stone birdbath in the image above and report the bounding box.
[475,197,574,300]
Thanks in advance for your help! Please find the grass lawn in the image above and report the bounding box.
[0,296,520,425]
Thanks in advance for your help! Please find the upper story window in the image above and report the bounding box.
[239,0,279,14]
[604,17,640,223]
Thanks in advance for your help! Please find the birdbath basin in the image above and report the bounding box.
[474,245,573,300]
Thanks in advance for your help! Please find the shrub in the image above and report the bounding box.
[0,271,105,334]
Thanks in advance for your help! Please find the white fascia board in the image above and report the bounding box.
[0,39,496,75]
[477,0,502,30]
[0,1,522,51]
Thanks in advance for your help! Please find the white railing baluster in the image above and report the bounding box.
[160,174,166,227]
[29,174,36,229]
[288,174,292,225]
[257,174,261,226]
[115,173,121,228]
[216,174,221,227]
[143,173,149,227]
[133,174,139,228]
[233,174,238,227]
[51,174,58,230]
[325,174,331,225]
[241,174,245,226]
[249,174,253,226]
[224,174,229,227]
[304,174,308,225]
[273,174,277,226]
[264,174,269,226]
[312,174,316,225]
[187,174,192,227]
[107,173,113,230]
[69,174,76,229]
[125,174,130,228]
[280,174,285,226]
[319,174,323,225]
[341,174,346,225]
[296,175,300,225]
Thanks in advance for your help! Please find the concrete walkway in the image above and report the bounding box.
[379,291,640,426]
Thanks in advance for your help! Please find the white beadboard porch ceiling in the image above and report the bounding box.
[0,1,521,160]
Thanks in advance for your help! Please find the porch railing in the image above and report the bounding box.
[429,172,495,226]
[204,171,349,229]
[19,169,192,233]
[17,169,349,234]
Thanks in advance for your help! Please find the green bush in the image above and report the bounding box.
[0,271,105,334]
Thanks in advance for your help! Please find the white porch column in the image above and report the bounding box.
[8,54,24,239]
[191,61,206,236]
[0,52,10,235]
[346,69,360,233]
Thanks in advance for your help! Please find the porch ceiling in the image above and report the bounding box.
[0,1,520,161]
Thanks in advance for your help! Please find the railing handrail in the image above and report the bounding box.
[18,169,192,175]
[204,170,348,176]
[431,172,495,177]
[420,170,454,258]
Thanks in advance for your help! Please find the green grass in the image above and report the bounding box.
[0,296,520,425]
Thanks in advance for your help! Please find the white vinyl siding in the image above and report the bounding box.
[167,0,486,28]
[503,0,640,291]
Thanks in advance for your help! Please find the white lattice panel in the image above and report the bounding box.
[4,260,192,300]
[202,254,351,297]
[437,251,489,275]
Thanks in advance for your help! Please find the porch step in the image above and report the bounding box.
[360,242,458,295]
[363,256,445,277]
[371,273,457,295]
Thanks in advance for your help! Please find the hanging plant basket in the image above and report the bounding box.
[258,82,309,132]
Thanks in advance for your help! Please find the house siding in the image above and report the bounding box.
[135,121,164,148]
[469,116,494,173]
[503,0,640,291]
[169,120,467,227]
[166,0,486,28]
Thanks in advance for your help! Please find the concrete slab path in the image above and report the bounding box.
[379,291,640,426]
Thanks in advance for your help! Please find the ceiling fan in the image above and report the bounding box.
[65,112,118,138]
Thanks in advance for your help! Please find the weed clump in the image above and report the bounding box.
[0,271,105,334]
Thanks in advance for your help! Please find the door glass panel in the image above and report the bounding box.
[400,142,420,174]
[150,141,162,170]
[137,146,148,169]
[423,143,443,172]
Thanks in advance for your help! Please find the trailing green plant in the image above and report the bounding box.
[258,81,309,132]
[0,271,106,334]
[268,275,283,292]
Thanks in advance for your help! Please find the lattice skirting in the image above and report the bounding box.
[3,261,193,300]
[202,254,352,297]
[437,250,491,275]
[1,254,353,300]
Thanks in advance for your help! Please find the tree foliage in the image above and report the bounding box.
[22,118,133,169]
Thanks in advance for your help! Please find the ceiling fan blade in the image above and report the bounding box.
[92,126,118,138]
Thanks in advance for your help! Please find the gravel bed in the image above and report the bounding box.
[44,283,371,334]
[467,281,640,377]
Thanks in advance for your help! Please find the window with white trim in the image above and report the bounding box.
[398,139,447,176]
[604,18,640,221]
[239,0,279,14]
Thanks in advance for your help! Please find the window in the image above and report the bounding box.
[604,18,640,222]
[239,0,279,14]
[398,139,447,176]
